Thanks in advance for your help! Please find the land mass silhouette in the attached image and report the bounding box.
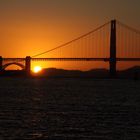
[41,66,140,78]
[1,66,139,79]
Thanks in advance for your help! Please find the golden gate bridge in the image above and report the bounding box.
[0,20,140,77]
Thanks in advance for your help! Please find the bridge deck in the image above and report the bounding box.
[3,58,140,61]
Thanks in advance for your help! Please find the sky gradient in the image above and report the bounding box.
[0,0,140,70]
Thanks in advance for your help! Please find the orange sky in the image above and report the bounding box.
[0,0,140,70]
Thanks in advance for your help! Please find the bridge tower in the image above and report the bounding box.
[0,56,2,71]
[25,56,31,76]
[110,20,117,77]
[0,56,3,72]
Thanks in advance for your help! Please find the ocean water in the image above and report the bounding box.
[0,78,140,140]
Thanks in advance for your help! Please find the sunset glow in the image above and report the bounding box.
[0,0,140,71]
[33,66,42,73]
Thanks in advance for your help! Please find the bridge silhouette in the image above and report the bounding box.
[0,20,140,77]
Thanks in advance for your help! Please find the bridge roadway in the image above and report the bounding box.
[3,58,140,62]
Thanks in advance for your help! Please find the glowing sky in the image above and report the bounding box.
[0,0,140,70]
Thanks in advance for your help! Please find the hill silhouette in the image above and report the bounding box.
[40,66,140,78]
[118,66,140,78]
[40,68,109,78]
[0,66,140,79]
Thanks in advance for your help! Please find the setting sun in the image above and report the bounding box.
[33,66,42,73]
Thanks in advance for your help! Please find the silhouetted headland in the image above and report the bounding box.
[1,66,139,79]
[40,66,140,79]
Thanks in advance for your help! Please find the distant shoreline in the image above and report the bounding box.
[0,66,139,79]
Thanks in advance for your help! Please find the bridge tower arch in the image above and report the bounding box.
[0,56,31,76]
[2,62,25,70]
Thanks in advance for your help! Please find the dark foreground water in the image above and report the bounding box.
[0,78,140,140]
